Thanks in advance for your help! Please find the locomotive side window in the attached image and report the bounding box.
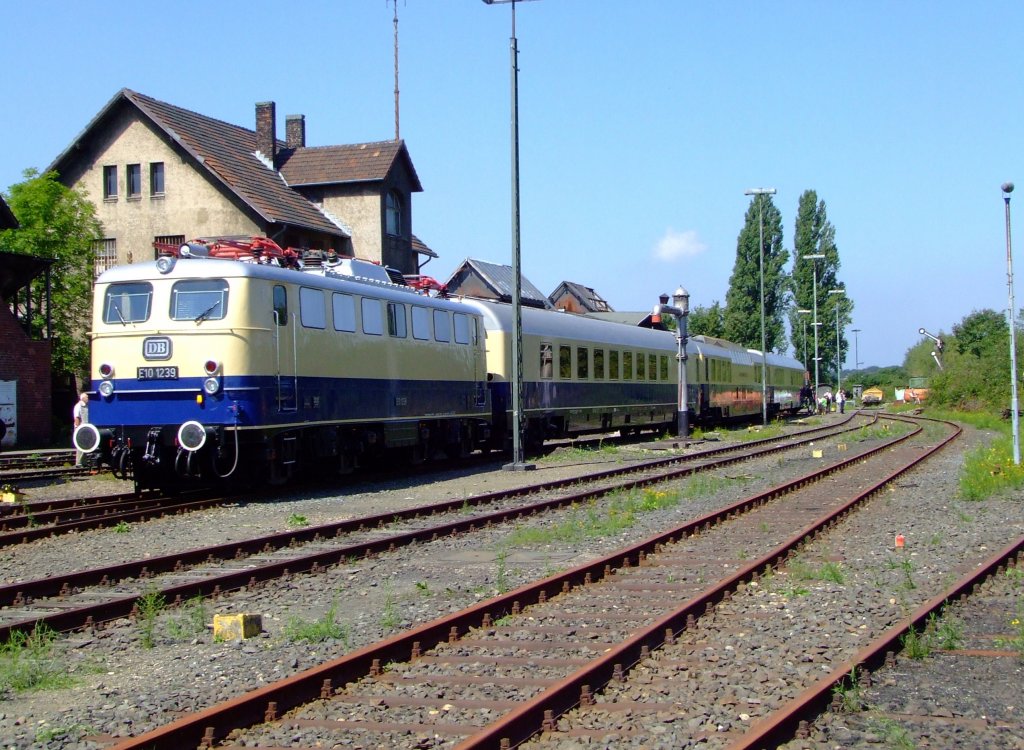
[299,287,326,329]
[332,293,356,332]
[433,310,451,342]
[103,282,153,324]
[609,350,620,380]
[636,352,646,380]
[659,355,668,380]
[594,348,605,379]
[577,347,589,379]
[559,345,571,379]
[623,351,633,380]
[411,306,431,340]
[540,343,553,379]
[387,302,408,338]
[361,298,384,335]
[171,279,228,322]
[273,285,287,327]
[453,313,471,344]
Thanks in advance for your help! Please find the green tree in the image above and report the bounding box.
[723,194,788,352]
[789,190,852,388]
[1,169,102,388]
[926,309,1016,410]
[688,301,725,339]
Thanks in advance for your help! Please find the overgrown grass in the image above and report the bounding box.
[832,665,865,712]
[504,487,682,547]
[284,601,350,645]
[136,588,165,649]
[0,624,77,693]
[536,441,621,463]
[166,595,209,640]
[959,434,1024,500]
[287,513,310,527]
[787,559,846,585]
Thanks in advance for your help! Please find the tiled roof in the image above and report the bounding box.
[279,141,422,191]
[554,281,613,312]
[124,90,347,237]
[48,89,375,239]
[0,196,17,230]
[445,258,551,309]
[411,234,437,259]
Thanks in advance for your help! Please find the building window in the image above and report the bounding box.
[127,164,142,198]
[385,190,402,236]
[93,238,117,277]
[150,162,165,196]
[103,166,117,199]
[154,235,185,259]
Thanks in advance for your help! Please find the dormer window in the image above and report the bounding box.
[385,190,402,236]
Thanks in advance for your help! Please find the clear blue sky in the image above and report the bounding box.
[2,1,1022,369]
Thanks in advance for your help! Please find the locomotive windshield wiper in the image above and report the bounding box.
[111,303,128,326]
[194,301,221,324]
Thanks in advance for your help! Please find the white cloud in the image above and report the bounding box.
[652,228,707,262]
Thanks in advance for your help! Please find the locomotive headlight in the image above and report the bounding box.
[98,381,115,397]
[203,359,221,375]
[203,377,221,395]
[98,363,114,378]
[177,421,208,452]
[156,255,176,274]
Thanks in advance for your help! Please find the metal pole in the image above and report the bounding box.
[812,262,820,391]
[835,304,841,393]
[745,188,775,426]
[1003,182,1020,465]
[802,318,808,372]
[852,328,861,369]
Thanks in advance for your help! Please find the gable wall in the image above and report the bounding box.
[60,107,260,265]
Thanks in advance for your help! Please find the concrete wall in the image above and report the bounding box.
[0,306,52,446]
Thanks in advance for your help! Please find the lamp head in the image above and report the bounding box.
[659,293,670,306]
[673,286,689,315]
[1003,182,1014,195]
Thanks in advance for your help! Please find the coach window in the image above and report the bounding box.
[361,298,384,335]
[559,345,572,379]
[659,355,669,381]
[453,313,471,344]
[104,282,152,324]
[594,348,605,379]
[636,352,646,380]
[412,306,431,340]
[171,279,228,322]
[299,287,326,329]
[540,343,553,379]
[609,350,620,380]
[433,310,451,342]
[273,286,287,326]
[577,347,589,379]
[333,293,356,332]
[623,351,633,380]
[649,354,658,381]
[387,302,408,338]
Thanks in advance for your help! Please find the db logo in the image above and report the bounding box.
[143,337,172,360]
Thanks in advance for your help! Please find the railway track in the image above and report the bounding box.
[0,416,873,641]
[84,413,964,749]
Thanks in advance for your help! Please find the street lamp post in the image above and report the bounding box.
[1003,181,1020,465]
[828,289,845,393]
[797,309,811,374]
[851,328,862,369]
[803,253,825,393]
[745,187,777,426]
[483,0,539,471]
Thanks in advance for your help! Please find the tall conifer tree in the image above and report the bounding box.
[723,194,788,353]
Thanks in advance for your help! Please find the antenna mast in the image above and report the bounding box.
[392,0,400,140]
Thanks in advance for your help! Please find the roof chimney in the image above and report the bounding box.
[255,101,276,163]
[285,115,306,149]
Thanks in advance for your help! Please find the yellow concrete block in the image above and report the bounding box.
[812,449,823,458]
[213,613,262,640]
[837,443,848,452]
[1,491,24,503]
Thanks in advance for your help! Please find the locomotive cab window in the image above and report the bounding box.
[171,279,228,323]
[104,282,153,324]
[411,306,431,340]
[387,302,407,338]
[299,287,326,329]
[273,285,287,326]
[540,343,553,379]
[453,313,471,344]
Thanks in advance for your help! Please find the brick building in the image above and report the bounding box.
[48,89,436,276]
[0,197,54,447]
